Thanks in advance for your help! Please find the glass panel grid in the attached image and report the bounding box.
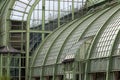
[91,15,120,58]
[30,0,86,29]
[84,8,110,38]
[58,10,105,63]
[45,22,78,65]
[10,0,34,20]
[34,25,68,67]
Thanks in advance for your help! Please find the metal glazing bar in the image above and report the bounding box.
[4,0,15,46]
[7,54,10,78]
[41,19,78,80]
[42,0,45,41]
[19,55,21,80]
[0,54,2,77]
[16,0,32,7]
[9,8,29,14]
[84,5,120,80]
[25,0,33,79]
[72,0,74,20]
[9,30,26,33]
[53,13,93,80]
[26,0,42,80]
[30,23,66,80]
[58,0,60,27]
[30,30,52,33]
[106,24,120,80]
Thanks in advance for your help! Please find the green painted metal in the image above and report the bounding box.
[72,0,74,20]
[30,23,66,73]
[30,2,114,79]
[4,0,15,46]
[53,13,99,80]
[0,0,16,79]
[84,4,120,80]
[10,8,29,14]
[6,3,81,80]
[19,56,21,80]
[9,30,26,33]
[4,0,58,79]
[30,3,74,79]
[52,15,93,79]
[73,5,110,63]
[0,54,2,78]
[86,0,105,7]
[30,30,52,33]
[42,0,45,40]
[57,7,110,65]
[26,28,30,80]
[1,0,120,80]
[31,20,77,67]
[7,54,10,78]
[26,0,41,79]
[29,1,120,79]
[17,0,32,7]
[9,30,52,33]
[0,0,9,16]
[68,8,109,80]
[41,19,79,80]
[105,18,120,80]
[58,0,60,27]
[53,14,93,80]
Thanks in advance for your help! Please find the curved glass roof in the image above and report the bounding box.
[86,0,105,7]
[10,0,86,22]
[10,0,107,21]
[31,3,120,76]
[30,0,86,27]
[10,0,35,20]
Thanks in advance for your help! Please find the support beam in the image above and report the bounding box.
[72,0,74,20]
[106,22,120,80]
[30,30,52,33]
[9,8,29,14]
[0,54,2,77]
[42,0,45,41]
[58,0,60,27]
[41,20,73,80]
[26,0,43,80]
[53,14,93,80]
[5,0,15,46]
[24,1,33,80]
[84,5,120,80]
[7,53,10,78]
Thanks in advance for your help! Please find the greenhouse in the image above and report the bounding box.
[0,0,120,80]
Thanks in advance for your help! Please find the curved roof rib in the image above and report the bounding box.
[31,3,120,77]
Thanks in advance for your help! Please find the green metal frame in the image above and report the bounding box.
[31,3,109,80]
[84,4,120,80]
[53,14,92,80]
[0,0,102,80]
[66,8,109,80]
[26,0,41,79]
[105,16,120,80]
[41,19,78,80]
[0,54,2,78]
[30,1,79,72]
[72,0,75,20]
[0,0,9,16]
[58,0,60,27]
[4,0,15,46]
[0,0,15,79]
[41,0,45,40]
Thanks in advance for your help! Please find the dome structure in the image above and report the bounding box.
[31,2,120,80]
